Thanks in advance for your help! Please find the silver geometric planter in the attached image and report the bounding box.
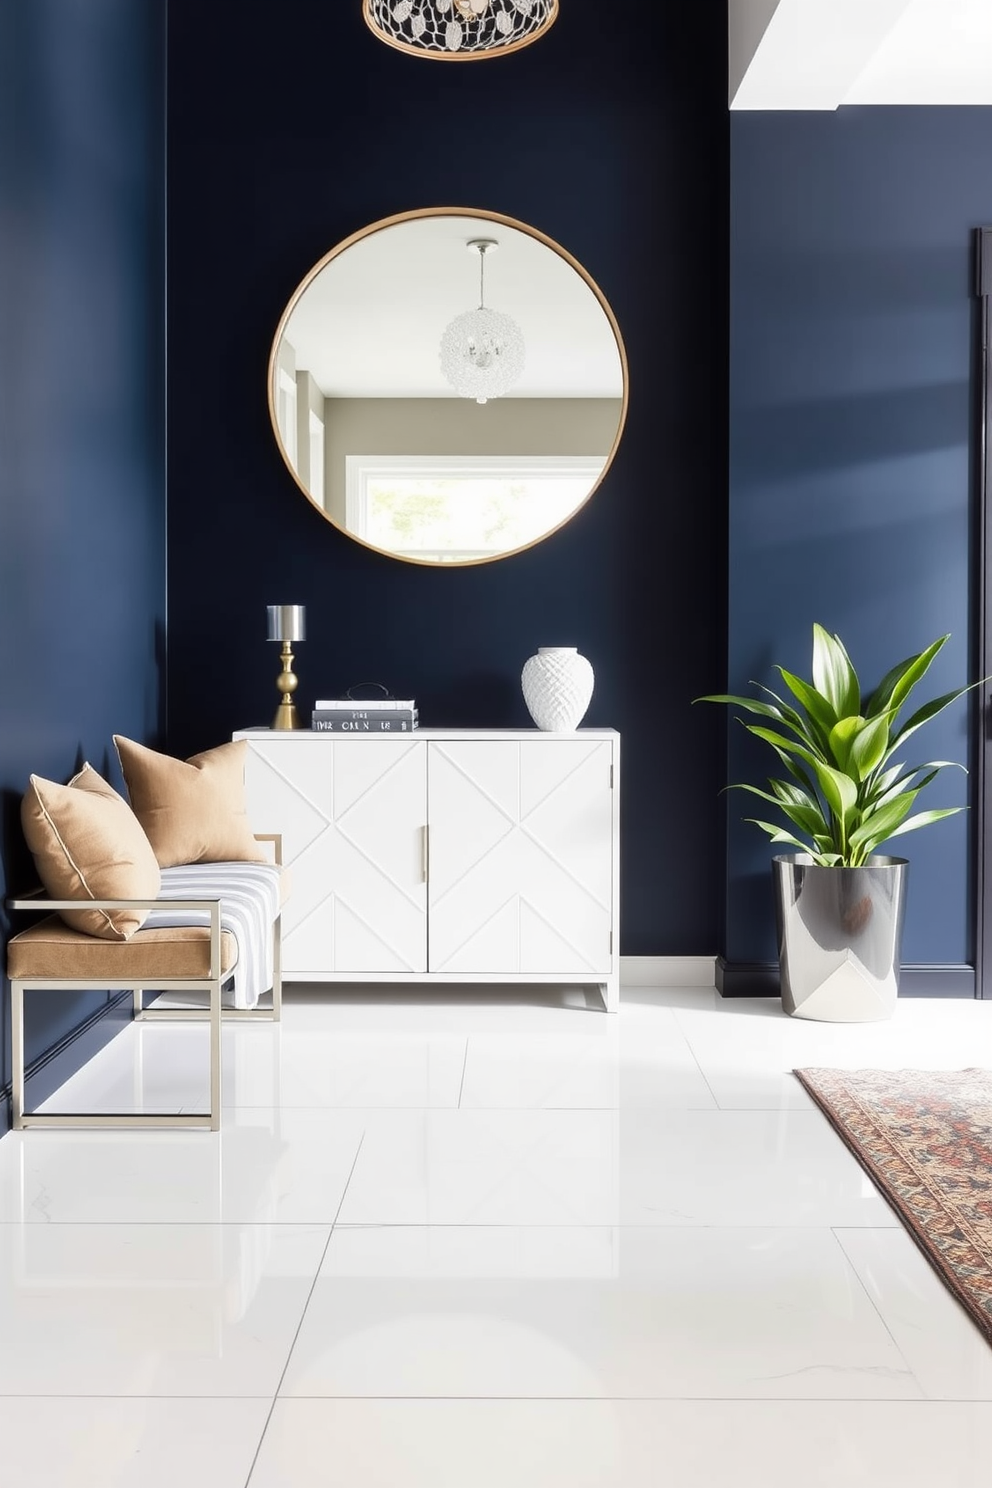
[772,853,909,1022]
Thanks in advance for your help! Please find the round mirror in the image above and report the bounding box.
[268,207,628,566]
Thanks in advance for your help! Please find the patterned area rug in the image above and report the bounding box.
[794,1066,992,1346]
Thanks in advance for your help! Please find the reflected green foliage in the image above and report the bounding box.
[366,477,586,558]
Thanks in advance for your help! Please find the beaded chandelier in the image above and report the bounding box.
[363,0,558,60]
[439,239,525,404]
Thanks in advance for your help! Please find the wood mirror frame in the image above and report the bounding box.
[267,206,629,567]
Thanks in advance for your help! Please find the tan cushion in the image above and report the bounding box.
[20,765,162,941]
[7,914,238,982]
[114,737,266,869]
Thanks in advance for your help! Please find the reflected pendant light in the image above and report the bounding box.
[363,0,558,60]
[439,239,525,405]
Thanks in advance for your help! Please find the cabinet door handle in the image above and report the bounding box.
[422,824,429,883]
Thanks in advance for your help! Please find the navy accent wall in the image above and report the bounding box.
[727,108,992,973]
[164,0,730,956]
[0,0,166,1119]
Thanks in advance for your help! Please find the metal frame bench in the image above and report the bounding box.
[5,839,285,1132]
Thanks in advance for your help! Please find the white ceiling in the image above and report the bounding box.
[730,0,992,110]
[280,213,624,400]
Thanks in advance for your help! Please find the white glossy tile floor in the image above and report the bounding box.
[1,981,991,1486]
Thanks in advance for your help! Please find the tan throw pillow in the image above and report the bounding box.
[114,736,265,869]
[21,763,162,941]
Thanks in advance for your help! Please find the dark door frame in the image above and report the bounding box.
[975,227,991,999]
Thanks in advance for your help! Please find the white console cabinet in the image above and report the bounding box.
[234,728,620,1011]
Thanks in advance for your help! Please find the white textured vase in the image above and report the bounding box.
[521,647,595,732]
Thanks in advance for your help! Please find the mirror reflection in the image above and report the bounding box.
[268,208,628,566]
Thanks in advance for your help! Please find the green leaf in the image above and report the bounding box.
[847,793,916,852]
[885,806,965,839]
[811,624,860,719]
[764,783,831,836]
[761,740,822,799]
[780,803,833,837]
[732,782,795,808]
[769,778,819,809]
[753,683,810,735]
[864,636,947,718]
[871,763,907,796]
[745,725,824,773]
[694,694,788,725]
[733,782,824,831]
[848,713,892,780]
[744,819,819,854]
[826,715,863,773]
[867,761,962,814]
[776,668,836,737]
[889,683,981,754]
[809,759,858,823]
[869,768,921,811]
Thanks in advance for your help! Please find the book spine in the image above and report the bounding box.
[312,708,415,723]
[312,708,418,725]
[312,713,418,732]
[313,699,416,711]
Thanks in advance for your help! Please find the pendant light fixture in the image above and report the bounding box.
[439,238,525,405]
[363,0,558,61]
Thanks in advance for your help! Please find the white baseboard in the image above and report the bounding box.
[620,956,717,988]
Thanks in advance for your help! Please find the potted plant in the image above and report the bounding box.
[697,624,981,1021]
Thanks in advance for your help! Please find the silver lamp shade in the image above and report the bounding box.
[266,604,306,643]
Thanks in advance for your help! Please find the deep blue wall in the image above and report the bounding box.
[0,0,166,1121]
[727,107,992,974]
[164,0,730,956]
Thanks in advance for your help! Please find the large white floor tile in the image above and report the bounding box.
[617,1105,898,1226]
[0,1222,328,1395]
[33,1019,468,1113]
[0,1397,270,1488]
[223,1026,467,1107]
[835,1226,992,1400]
[669,990,992,1066]
[0,1108,365,1224]
[669,994,992,1108]
[280,1224,919,1399]
[673,1049,824,1110]
[251,1398,992,1488]
[459,1012,717,1110]
[336,1108,621,1225]
[33,1022,218,1117]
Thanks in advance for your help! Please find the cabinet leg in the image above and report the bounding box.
[602,979,620,1014]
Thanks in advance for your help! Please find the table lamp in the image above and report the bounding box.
[266,604,306,730]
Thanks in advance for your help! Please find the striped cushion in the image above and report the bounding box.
[144,860,284,1009]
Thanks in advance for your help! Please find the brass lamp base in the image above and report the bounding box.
[272,701,301,731]
[272,641,301,730]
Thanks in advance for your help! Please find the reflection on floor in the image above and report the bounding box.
[0,981,991,1487]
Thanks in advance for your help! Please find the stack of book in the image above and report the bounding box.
[311,697,418,732]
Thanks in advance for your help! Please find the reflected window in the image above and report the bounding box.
[345,454,604,562]
[277,369,298,466]
[308,411,325,505]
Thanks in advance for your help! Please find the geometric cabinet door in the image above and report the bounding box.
[427,738,615,976]
[243,737,427,975]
